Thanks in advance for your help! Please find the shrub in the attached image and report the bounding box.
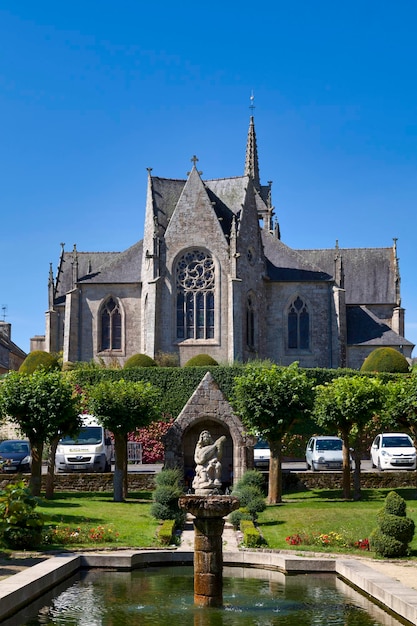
[150,469,186,528]
[155,352,180,367]
[157,519,176,545]
[124,353,157,368]
[183,354,219,367]
[19,351,60,374]
[240,520,265,547]
[370,491,415,557]
[360,348,410,373]
[236,469,266,494]
[384,490,407,517]
[232,471,266,523]
[0,481,44,549]
[229,507,252,530]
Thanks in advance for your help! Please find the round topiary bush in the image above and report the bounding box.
[19,351,60,374]
[370,491,415,557]
[123,353,157,368]
[183,354,219,367]
[360,347,410,373]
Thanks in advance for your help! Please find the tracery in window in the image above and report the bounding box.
[101,297,122,350]
[288,296,309,350]
[176,250,215,340]
[246,294,255,349]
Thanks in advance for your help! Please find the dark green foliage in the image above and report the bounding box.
[19,351,60,374]
[150,469,185,528]
[369,528,408,558]
[0,481,44,549]
[236,469,266,494]
[384,490,407,517]
[232,472,266,522]
[377,513,415,544]
[370,491,414,557]
[124,353,157,368]
[360,348,410,373]
[229,507,252,530]
[183,354,219,366]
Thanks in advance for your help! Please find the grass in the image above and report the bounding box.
[35,487,417,557]
[257,487,417,556]
[37,491,161,549]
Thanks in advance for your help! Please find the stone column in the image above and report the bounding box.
[179,495,240,607]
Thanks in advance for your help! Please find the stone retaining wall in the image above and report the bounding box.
[0,471,415,493]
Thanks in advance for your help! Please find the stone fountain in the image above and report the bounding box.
[179,430,239,607]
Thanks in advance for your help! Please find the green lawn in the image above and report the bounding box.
[38,491,160,549]
[37,488,417,557]
[257,488,417,556]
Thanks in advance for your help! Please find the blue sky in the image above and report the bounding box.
[1,1,417,357]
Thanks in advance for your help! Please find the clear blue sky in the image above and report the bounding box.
[1,1,417,357]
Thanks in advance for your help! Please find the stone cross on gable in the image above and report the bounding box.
[191,155,199,166]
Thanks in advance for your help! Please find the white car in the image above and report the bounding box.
[371,433,416,471]
[306,436,345,471]
[254,439,270,469]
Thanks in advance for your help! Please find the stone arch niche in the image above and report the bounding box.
[163,371,254,488]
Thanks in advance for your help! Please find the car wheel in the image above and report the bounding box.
[377,458,384,472]
[311,462,318,472]
[305,458,310,470]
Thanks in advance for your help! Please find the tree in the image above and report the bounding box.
[382,373,417,439]
[232,363,314,504]
[313,375,384,500]
[87,379,161,501]
[0,370,81,496]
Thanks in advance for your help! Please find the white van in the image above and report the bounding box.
[55,415,113,473]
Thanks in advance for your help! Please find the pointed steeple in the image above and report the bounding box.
[244,115,261,191]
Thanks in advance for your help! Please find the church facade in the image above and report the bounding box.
[34,116,414,369]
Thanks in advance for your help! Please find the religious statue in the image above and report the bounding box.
[192,430,226,494]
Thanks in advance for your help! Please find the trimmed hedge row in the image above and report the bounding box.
[157,519,176,545]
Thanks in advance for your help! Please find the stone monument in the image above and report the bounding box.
[179,429,239,607]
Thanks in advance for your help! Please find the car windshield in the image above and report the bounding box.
[316,439,342,451]
[60,427,102,445]
[0,442,29,454]
[382,436,413,448]
[254,439,269,450]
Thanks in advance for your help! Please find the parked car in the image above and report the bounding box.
[306,436,348,471]
[0,440,31,473]
[254,439,270,469]
[371,433,416,471]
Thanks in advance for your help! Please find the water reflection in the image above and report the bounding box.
[2,566,404,626]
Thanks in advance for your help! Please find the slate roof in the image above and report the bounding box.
[296,247,396,304]
[347,305,413,347]
[262,231,333,282]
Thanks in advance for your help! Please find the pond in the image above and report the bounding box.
[2,566,405,626]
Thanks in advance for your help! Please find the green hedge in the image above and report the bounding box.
[240,520,265,548]
[157,519,176,545]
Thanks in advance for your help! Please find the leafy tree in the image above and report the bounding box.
[313,375,385,500]
[0,370,81,496]
[88,379,161,501]
[232,363,314,504]
[382,373,417,439]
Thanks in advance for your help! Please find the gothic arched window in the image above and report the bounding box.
[288,296,309,350]
[176,250,215,340]
[246,294,255,349]
[101,297,122,351]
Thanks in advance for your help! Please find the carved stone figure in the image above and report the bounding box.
[192,430,226,494]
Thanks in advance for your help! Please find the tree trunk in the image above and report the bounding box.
[268,440,282,504]
[113,434,127,502]
[45,436,59,500]
[341,430,351,500]
[29,440,44,497]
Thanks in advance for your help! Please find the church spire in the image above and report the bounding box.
[244,94,261,190]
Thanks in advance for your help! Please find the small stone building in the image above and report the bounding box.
[163,372,254,487]
[0,322,26,375]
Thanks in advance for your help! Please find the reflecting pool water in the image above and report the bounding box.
[3,566,405,626]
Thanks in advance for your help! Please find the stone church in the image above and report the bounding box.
[33,115,414,368]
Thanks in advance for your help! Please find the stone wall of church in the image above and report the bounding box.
[74,284,141,365]
[265,281,338,368]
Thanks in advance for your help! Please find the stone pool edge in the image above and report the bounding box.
[0,550,416,625]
